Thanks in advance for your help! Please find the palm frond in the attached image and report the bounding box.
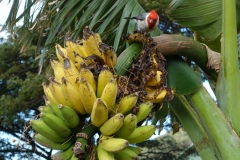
[1,0,163,55]
[159,0,240,42]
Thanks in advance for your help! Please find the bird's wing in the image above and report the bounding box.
[131,13,148,20]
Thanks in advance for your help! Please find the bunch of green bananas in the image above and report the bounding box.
[30,27,173,160]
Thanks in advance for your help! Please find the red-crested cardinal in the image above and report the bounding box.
[124,10,159,32]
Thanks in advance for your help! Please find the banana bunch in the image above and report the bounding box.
[42,26,118,116]
[31,104,80,152]
[89,100,156,160]
[122,30,174,103]
[29,28,175,160]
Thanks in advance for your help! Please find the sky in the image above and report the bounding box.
[0,1,24,38]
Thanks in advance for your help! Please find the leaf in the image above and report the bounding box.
[115,43,142,75]
[166,57,202,95]
[113,0,137,51]
[154,102,169,119]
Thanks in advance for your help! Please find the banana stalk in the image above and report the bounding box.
[73,124,98,159]
[169,95,218,160]
[187,86,240,159]
[216,0,240,136]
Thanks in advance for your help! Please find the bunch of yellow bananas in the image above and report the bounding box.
[29,27,173,160]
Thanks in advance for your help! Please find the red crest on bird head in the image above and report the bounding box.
[147,10,159,29]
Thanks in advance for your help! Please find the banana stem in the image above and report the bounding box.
[73,124,98,159]
[169,95,218,160]
[215,0,240,137]
[153,35,218,80]
[186,86,240,159]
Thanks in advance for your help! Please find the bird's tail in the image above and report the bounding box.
[124,17,133,20]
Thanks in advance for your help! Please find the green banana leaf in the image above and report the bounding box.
[166,57,202,95]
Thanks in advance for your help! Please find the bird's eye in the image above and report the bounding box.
[150,19,156,23]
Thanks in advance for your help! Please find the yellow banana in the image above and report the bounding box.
[100,78,118,111]
[63,57,80,89]
[97,65,114,98]
[59,104,80,128]
[51,144,74,160]
[79,67,96,93]
[61,77,86,115]
[94,33,102,44]
[99,43,117,68]
[40,112,72,137]
[100,113,124,136]
[135,101,153,123]
[42,82,58,104]
[126,125,156,144]
[151,52,159,69]
[74,53,86,70]
[30,120,69,143]
[79,78,97,114]
[146,70,163,86]
[83,26,106,61]
[65,39,88,57]
[64,47,75,64]
[114,147,139,160]
[91,98,108,127]
[99,135,129,152]
[50,59,65,83]
[55,44,68,64]
[33,133,73,150]
[97,144,114,160]
[115,93,138,114]
[142,87,168,103]
[48,78,71,106]
[115,113,137,139]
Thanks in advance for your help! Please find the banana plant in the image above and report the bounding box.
[2,0,240,159]
[116,0,240,159]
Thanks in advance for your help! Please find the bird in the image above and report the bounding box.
[124,10,159,32]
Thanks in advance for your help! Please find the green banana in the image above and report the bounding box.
[126,125,156,144]
[30,119,69,143]
[97,144,114,160]
[51,144,74,160]
[59,104,80,128]
[90,98,108,127]
[70,154,78,160]
[136,101,153,123]
[38,105,54,115]
[100,78,118,111]
[100,113,124,136]
[115,93,138,114]
[127,146,142,155]
[33,133,73,150]
[40,112,72,137]
[48,103,64,119]
[99,135,129,152]
[114,147,139,160]
[115,114,137,139]
[97,66,114,98]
